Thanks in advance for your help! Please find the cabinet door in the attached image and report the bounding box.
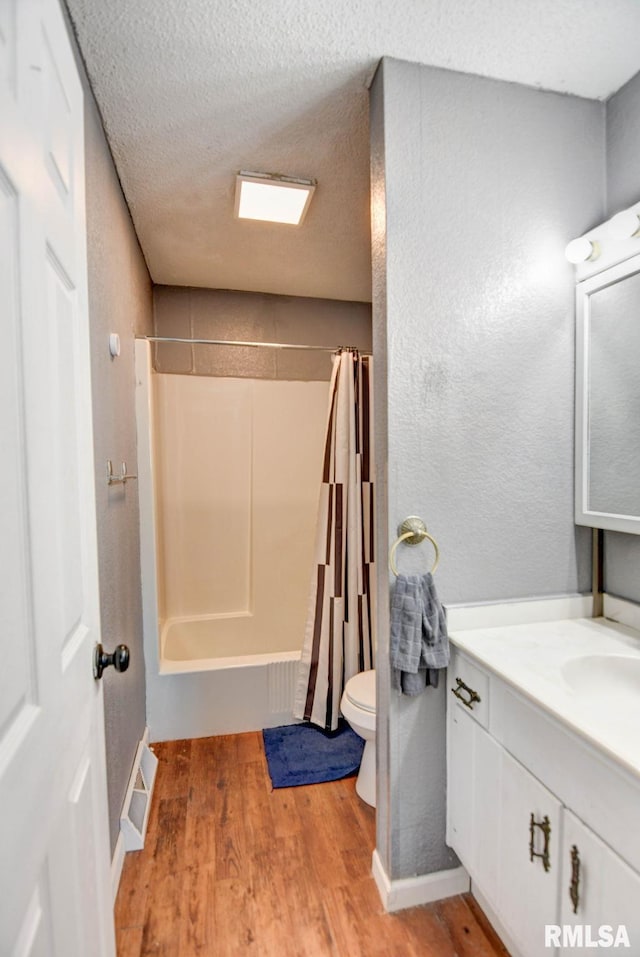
[498,749,562,957]
[447,701,475,864]
[447,703,502,907]
[559,810,640,955]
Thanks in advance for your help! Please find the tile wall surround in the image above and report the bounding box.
[153,286,372,381]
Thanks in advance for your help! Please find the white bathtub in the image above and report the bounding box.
[146,616,301,740]
[161,615,301,671]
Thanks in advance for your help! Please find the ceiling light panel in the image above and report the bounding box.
[235,172,316,225]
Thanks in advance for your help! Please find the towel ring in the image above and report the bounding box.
[389,516,440,577]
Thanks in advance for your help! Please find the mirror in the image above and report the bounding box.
[575,252,640,533]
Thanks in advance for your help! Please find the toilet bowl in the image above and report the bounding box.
[340,669,376,807]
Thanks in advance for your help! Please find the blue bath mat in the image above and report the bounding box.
[262,721,365,788]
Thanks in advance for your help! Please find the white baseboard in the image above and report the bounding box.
[603,593,640,633]
[111,830,126,903]
[371,849,470,913]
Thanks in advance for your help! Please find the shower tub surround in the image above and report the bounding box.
[447,600,640,957]
[135,340,328,740]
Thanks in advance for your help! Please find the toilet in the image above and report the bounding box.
[340,669,376,807]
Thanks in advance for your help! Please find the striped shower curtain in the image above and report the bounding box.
[293,349,375,731]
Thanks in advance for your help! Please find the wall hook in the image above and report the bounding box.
[107,460,137,486]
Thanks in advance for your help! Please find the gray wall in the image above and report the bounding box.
[604,69,640,603]
[65,5,154,854]
[372,58,604,879]
[153,286,371,380]
[607,70,640,215]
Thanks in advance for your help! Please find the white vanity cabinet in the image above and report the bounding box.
[447,686,562,957]
[447,644,640,957]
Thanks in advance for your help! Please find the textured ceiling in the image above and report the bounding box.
[67,0,640,302]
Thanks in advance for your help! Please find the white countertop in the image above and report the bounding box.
[450,616,640,779]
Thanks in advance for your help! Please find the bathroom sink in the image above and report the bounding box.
[561,654,640,703]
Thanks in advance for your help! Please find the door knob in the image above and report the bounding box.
[93,643,130,680]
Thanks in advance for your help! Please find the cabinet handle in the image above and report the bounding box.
[569,844,580,914]
[451,677,481,710]
[529,813,551,872]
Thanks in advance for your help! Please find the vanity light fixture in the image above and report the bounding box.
[567,201,640,279]
[609,209,640,241]
[565,236,600,265]
[234,171,316,225]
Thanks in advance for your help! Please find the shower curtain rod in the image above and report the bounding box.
[140,336,371,355]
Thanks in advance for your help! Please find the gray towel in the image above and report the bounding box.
[390,572,449,696]
[419,573,449,669]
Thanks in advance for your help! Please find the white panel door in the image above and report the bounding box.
[559,810,640,956]
[0,0,114,954]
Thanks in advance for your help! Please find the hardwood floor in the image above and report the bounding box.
[115,733,510,956]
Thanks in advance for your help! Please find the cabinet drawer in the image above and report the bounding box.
[448,648,489,728]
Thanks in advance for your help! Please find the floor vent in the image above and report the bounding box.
[120,729,158,851]
[268,657,299,715]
